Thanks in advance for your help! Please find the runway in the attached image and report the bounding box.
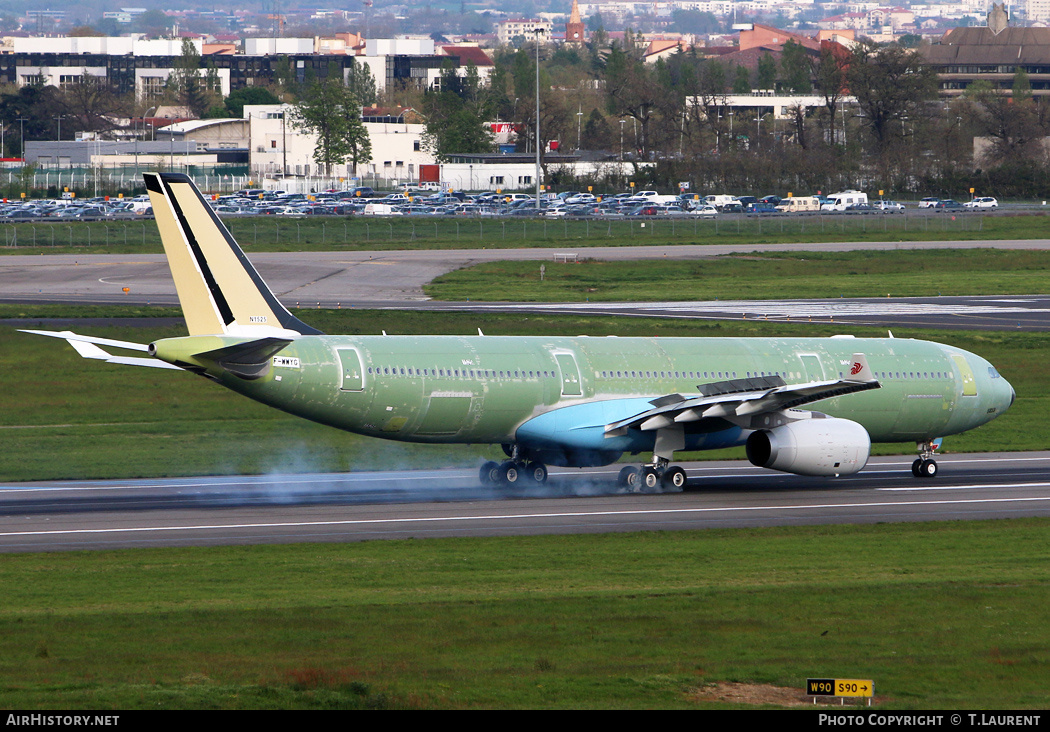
[1,452,1048,553]
[2,243,1050,330]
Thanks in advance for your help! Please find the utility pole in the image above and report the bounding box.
[535,27,544,212]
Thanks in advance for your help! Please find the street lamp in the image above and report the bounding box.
[576,106,583,150]
[535,27,545,212]
[16,116,27,162]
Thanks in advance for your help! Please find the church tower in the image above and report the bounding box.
[566,0,585,45]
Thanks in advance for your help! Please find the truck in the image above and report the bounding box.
[820,190,868,211]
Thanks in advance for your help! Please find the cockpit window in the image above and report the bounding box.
[988,366,1001,379]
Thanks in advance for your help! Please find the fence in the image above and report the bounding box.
[0,211,989,250]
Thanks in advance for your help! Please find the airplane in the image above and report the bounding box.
[23,172,1016,490]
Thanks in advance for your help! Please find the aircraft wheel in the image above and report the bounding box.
[919,459,938,478]
[642,467,660,491]
[526,462,548,484]
[480,461,500,485]
[912,459,923,477]
[661,466,687,490]
[619,466,642,492]
[497,461,521,485]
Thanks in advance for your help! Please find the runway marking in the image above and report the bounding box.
[2,492,1049,538]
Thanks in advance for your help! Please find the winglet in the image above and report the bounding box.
[848,353,876,382]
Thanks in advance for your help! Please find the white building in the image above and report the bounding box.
[245,104,433,188]
[497,19,555,45]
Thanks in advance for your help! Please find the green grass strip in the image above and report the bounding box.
[0,520,1047,708]
[426,249,1050,301]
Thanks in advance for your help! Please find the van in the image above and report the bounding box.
[703,194,738,210]
[775,196,821,213]
[363,203,400,216]
[821,190,868,211]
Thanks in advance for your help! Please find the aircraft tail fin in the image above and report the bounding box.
[144,172,322,338]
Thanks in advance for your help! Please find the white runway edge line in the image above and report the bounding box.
[2,491,1050,538]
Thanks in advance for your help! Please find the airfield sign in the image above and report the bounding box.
[808,678,874,702]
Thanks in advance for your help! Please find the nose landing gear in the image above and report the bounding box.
[912,440,940,478]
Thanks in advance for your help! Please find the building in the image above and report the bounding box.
[922,4,1050,97]
[245,103,431,187]
[566,0,586,46]
[0,36,488,102]
[497,19,555,45]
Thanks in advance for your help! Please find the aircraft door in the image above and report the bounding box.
[554,352,583,397]
[799,354,824,382]
[336,347,365,391]
[951,354,977,396]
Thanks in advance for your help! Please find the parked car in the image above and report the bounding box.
[918,197,940,208]
[692,205,718,217]
[846,202,875,213]
[745,202,777,213]
[965,196,999,208]
[874,200,905,212]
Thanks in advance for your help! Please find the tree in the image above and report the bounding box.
[422,61,495,160]
[345,60,378,107]
[292,78,372,176]
[963,76,1046,167]
[166,39,220,117]
[732,65,751,94]
[779,41,812,93]
[846,42,938,155]
[604,44,658,155]
[58,71,132,137]
[223,87,280,118]
[756,52,777,90]
[813,44,849,144]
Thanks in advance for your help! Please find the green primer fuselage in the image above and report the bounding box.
[153,333,1014,459]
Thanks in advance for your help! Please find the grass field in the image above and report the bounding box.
[0,209,1043,254]
[0,520,1047,709]
[426,249,1050,302]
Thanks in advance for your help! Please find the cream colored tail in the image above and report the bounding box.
[144,172,321,337]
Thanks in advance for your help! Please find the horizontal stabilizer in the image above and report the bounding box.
[19,329,183,370]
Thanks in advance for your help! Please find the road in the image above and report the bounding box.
[1,453,1047,553]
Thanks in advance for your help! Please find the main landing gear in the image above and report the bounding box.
[912,440,939,478]
[480,459,548,486]
[616,461,687,492]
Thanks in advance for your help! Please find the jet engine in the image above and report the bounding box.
[745,417,870,477]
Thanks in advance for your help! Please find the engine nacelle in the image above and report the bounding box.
[745,417,870,477]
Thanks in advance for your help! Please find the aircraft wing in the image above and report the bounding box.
[604,353,880,435]
[19,329,184,370]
